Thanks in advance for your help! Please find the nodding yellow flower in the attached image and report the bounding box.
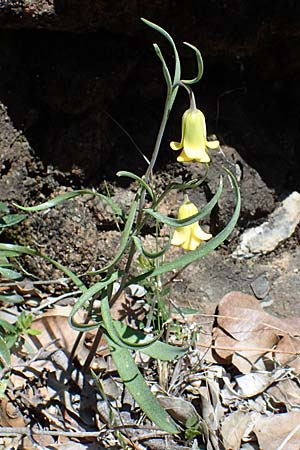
[171,198,212,251]
[170,108,219,163]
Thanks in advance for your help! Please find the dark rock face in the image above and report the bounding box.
[0,1,299,79]
[0,1,299,56]
[0,1,299,191]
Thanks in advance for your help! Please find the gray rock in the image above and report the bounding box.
[233,192,300,258]
[251,273,270,299]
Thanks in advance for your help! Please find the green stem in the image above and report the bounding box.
[107,93,175,312]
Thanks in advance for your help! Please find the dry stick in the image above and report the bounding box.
[276,422,300,450]
[0,424,167,438]
[182,312,300,338]
[197,343,299,355]
[0,428,105,438]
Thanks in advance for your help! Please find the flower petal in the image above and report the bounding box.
[180,235,199,251]
[193,224,212,241]
[177,149,194,162]
[184,146,210,162]
[171,229,187,246]
[170,141,183,151]
[206,139,219,149]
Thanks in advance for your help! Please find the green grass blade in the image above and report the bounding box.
[101,297,161,349]
[0,214,27,228]
[141,18,181,83]
[153,44,172,94]
[0,336,10,398]
[133,235,171,259]
[0,243,87,293]
[0,294,24,304]
[0,267,22,280]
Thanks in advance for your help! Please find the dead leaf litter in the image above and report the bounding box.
[1,275,300,449]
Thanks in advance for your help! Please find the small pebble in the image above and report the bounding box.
[251,273,270,299]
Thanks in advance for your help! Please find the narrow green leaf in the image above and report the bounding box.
[181,42,204,84]
[0,294,24,304]
[113,321,187,361]
[0,214,27,228]
[155,168,209,206]
[101,297,161,350]
[106,338,179,434]
[0,202,9,214]
[13,189,123,218]
[0,267,22,280]
[0,336,10,398]
[134,168,240,279]
[68,272,120,331]
[0,250,21,258]
[153,44,172,94]
[145,176,223,227]
[141,18,181,84]
[90,194,139,275]
[173,306,199,315]
[133,235,171,259]
[0,319,16,335]
[25,328,42,336]
[0,243,87,293]
[117,171,155,202]
[0,335,10,366]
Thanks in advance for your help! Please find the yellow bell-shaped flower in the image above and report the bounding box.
[171,198,212,251]
[170,108,219,163]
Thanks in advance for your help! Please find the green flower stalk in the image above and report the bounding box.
[171,197,212,251]
[170,89,219,163]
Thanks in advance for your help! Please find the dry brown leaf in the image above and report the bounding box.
[198,380,224,449]
[267,378,300,410]
[157,395,200,424]
[213,292,300,374]
[254,411,300,449]
[275,335,300,372]
[221,410,252,450]
[0,397,26,428]
[231,327,277,373]
[29,305,80,355]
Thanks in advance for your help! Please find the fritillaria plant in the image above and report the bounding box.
[1,18,240,434]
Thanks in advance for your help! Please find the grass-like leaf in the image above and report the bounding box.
[117,170,155,202]
[181,42,204,84]
[106,337,179,434]
[0,214,27,228]
[101,296,161,349]
[14,189,123,218]
[0,243,87,293]
[113,321,187,360]
[133,235,171,259]
[145,176,223,227]
[89,193,139,275]
[0,335,10,398]
[68,272,120,331]
[0,267,22,280]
